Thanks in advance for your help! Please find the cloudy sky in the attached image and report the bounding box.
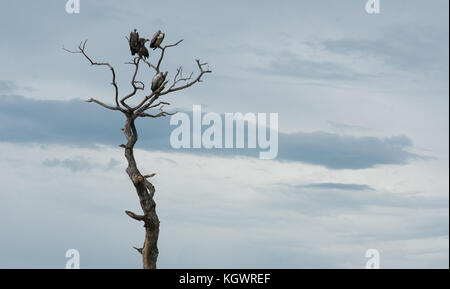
[0,0,448,268]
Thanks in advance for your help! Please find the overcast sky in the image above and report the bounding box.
[0,0,448,268]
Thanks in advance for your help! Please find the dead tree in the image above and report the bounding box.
[64,35,211,269]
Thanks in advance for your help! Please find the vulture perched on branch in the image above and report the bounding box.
[129,29,139,56]
[137,38,149,59]
[151,71,168,92]
[128,29,149,59]
[150,30,165,50]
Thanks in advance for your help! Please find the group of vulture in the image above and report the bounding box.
[129,29,167,92]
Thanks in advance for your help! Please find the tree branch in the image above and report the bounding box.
[125,210,145,221]
[133,247,144,255]
[133,80,169,114]
[142,59,159,73]
[134,81,145,90]
[138,110,176,118]
[85,98,121,111]
[167,66,194,91]
[137,100,175,118]
[63,40,125,112]
[156,39,183,71]
[133,92,157,112]
[121,57,142,110]
[159,59,211,96]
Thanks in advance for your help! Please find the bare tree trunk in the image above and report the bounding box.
[123,116,160,269]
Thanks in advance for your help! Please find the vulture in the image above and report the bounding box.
[150,30,165,50]
[129,29,139,56]
[137,38,149,59]
[151,71,168,92]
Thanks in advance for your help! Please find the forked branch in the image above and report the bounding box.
[160,59,212,96]
[63,40,124,112]
[65,37,211,119]
[156,39,184,71]
[121,57,142,110]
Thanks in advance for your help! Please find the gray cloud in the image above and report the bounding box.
[295,182,374,191]
[42,157,120,172]
[42,158,94,172]
[0,80,32,94]
[278,131,422,169]
[278,183,449,216]
[253,52,369,81]
[0,80,20,93]
[252,23,449,84]
[320,26,449,73]
[326,120,369,132]
[250,23,449,86]
[0,94,423,169]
